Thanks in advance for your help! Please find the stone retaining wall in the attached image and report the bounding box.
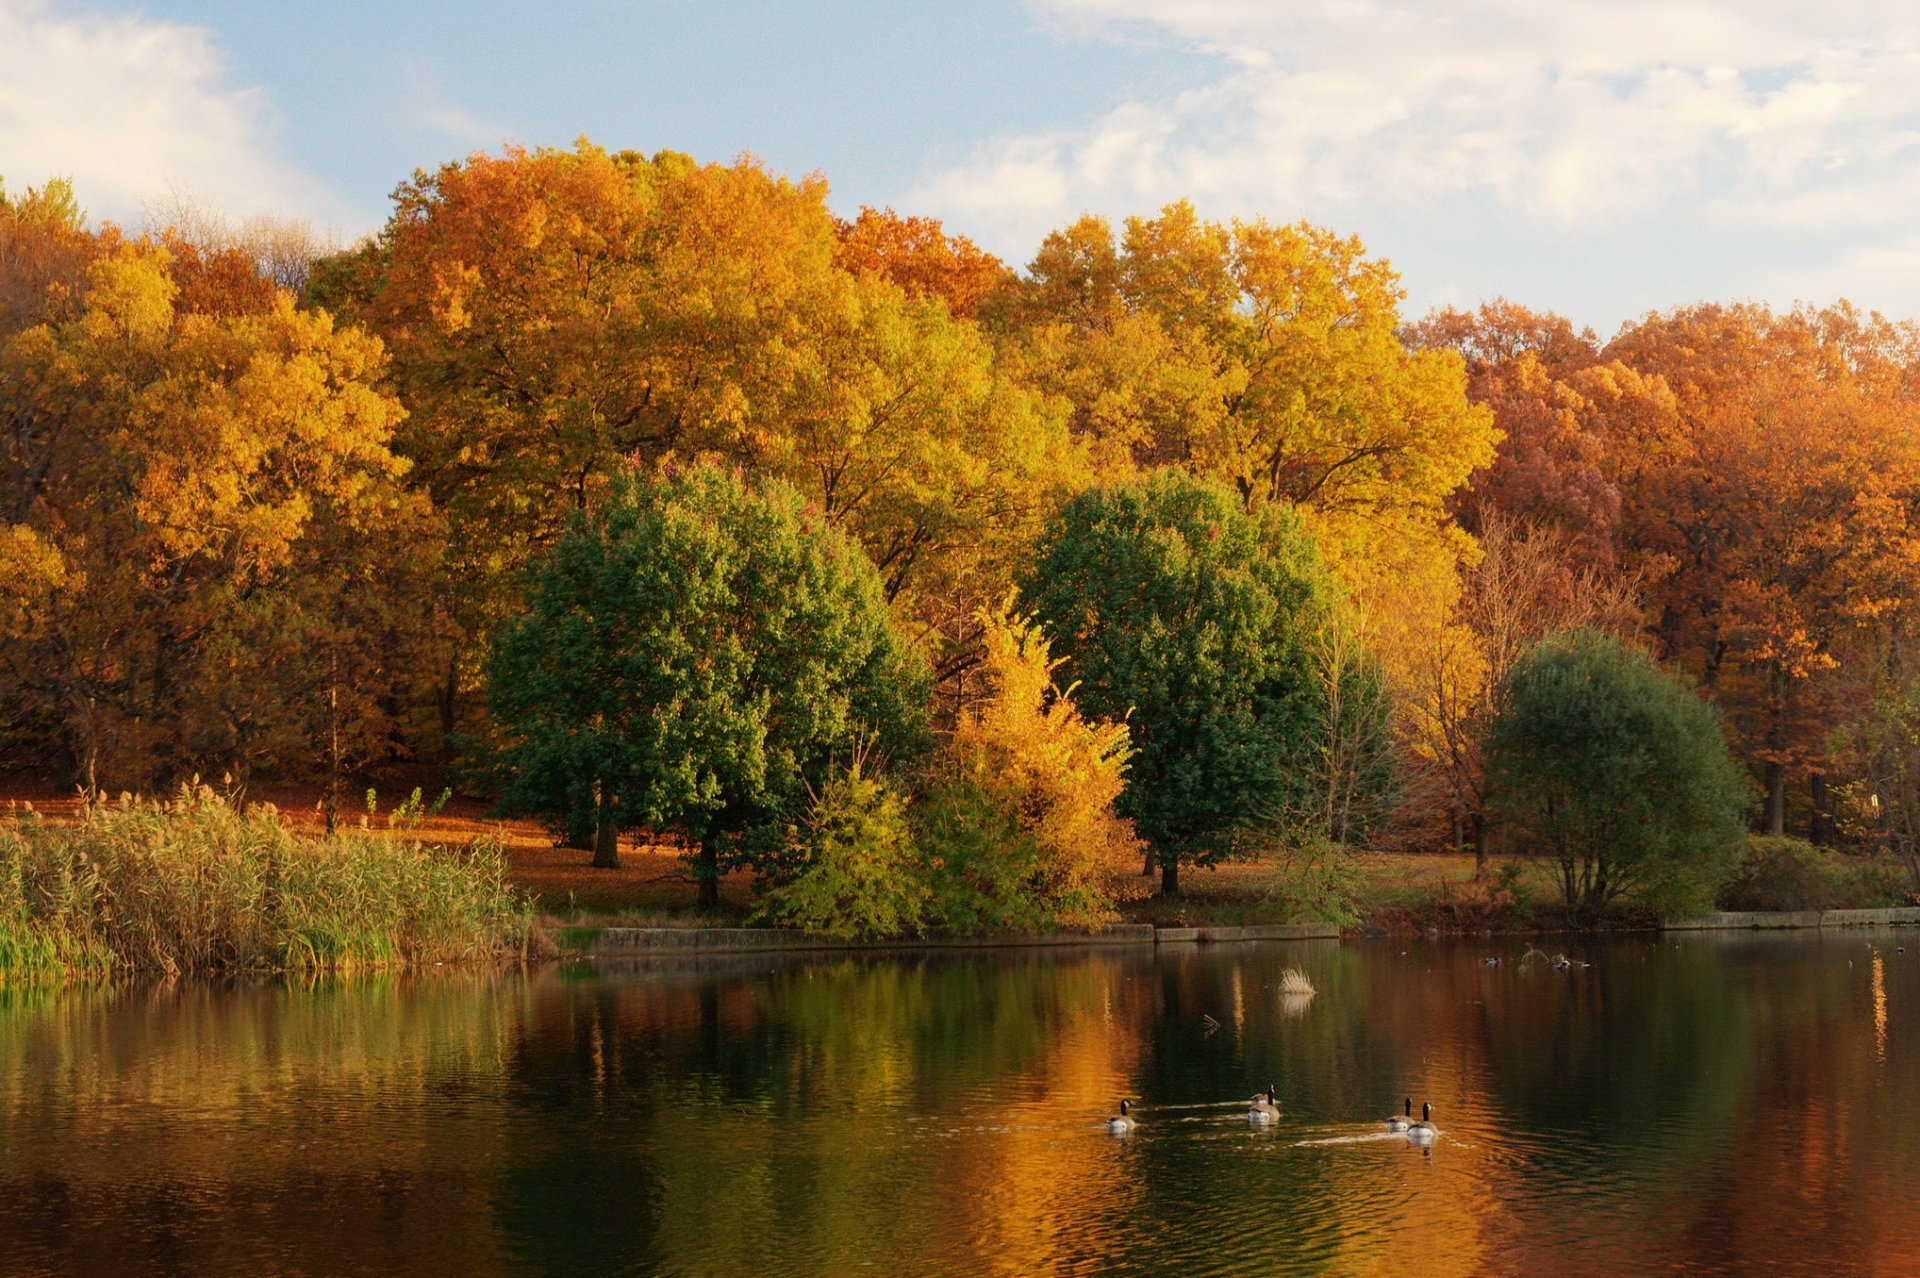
[1665,907,1920,931]
[590,921,1339,957]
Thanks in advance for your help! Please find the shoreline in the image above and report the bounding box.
[566,906,1920,960]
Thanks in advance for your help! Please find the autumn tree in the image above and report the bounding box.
[485,464,928,903]
[919,603,1140,931]
[1020,472,1332,895]
[0,230,422,789]
[323,142,1082,741]
[1602,304,1920,835]
[834,206,1010,318]
[1,177,98,337]
[995,202,1497,715]
[1404,512,1641,868]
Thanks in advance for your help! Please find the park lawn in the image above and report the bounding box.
[3,780,1568,932]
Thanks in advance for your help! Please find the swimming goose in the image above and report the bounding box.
[1406,1102,1438,1143]
[1249,1085,1279,1123]
[1385,1097,1412,1132]
[1106,1099,1136,1134]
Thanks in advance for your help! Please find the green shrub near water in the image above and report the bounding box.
[751,764,927,940]
[0,788,531,984]
[1718,835,1915,912]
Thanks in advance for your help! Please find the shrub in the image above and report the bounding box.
[1718,838,1916,912]
[752,763,926,940]
[1264,837,1365,929]
[1717,836,1835,912]
[920,606,1137,933]
[1488,630,1748,923]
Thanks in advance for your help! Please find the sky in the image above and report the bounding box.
[5,0,1920,334]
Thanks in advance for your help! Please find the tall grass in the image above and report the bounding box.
[0,787,531,984]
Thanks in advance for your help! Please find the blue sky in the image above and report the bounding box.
[6,0,1920,333]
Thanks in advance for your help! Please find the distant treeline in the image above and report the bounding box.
[5,145,1920,898]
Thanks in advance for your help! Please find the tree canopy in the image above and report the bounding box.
[1020,471,1333,894]
[1487,630,1749,921]
[485,463,928,904]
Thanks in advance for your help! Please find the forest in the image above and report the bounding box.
[6,141,1920,933]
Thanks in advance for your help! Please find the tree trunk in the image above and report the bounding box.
[696,844,720,911]
[1765,761,1786,836]
[1810,772,1834,847]
[1142,845,1157,877]
[1472,812,1489,877]
[592,795,621,869]
[325,651,341,836]
[1452,812,1465,857]
[1160,854,1180,898]
[438,656,460,765]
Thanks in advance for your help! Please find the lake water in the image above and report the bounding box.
[1,931,1915,1276]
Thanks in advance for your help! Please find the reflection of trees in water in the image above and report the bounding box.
[0,971,527,1275]
[2,940,1917,1275]
[500,951,1163,1276]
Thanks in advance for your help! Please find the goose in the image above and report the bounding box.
[1406,1102,1438,1143]
[1385,1097,1412,1132]
[1106,1099,1136,1134]
[1248,1085,1279,1123]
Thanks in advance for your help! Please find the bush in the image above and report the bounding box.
[1719,837,1917,912]
[0,788,530,983]
[1488,630,1748,923]
[752,763,926,940]
[919,606,1137,934]
[1264,838,1365,929]
[1718,836,1835,912]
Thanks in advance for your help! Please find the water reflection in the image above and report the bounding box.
[0,933,1915,1276]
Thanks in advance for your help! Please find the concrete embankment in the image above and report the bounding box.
[588,921,1338,958]
[1665,907,1920,931]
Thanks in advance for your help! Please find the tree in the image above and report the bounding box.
[1603,304,1920,834]
[322,142,1082,739]
[919,603,1140,931]
[1487,630,1748,922]
[0,230,420,789]
[2,177,98,338]
[485,464,929,905]
[1019,471,1332,895]
[1404,512,1641,869]
[833,206,1010,318]
[994,203,1496,733]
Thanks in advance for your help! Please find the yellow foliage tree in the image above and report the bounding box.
[0,233,426,789]
[994,202,1498,705]
[322,141,1089,728]
[922,605,1141,932]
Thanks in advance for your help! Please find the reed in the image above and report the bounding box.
[0,787,531,984]
[1278,967,1316,997]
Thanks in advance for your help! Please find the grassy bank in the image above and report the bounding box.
[0,789,532,984]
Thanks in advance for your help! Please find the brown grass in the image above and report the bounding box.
[1,780,1534,931]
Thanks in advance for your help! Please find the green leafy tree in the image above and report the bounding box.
[1487,630,1748,922]
[1019,471,1332,895]
[486,464,929,905]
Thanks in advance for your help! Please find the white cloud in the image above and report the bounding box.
[913,0,1920,321]
[0,0,338,227]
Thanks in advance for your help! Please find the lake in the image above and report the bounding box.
[1,931,1914,1276]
